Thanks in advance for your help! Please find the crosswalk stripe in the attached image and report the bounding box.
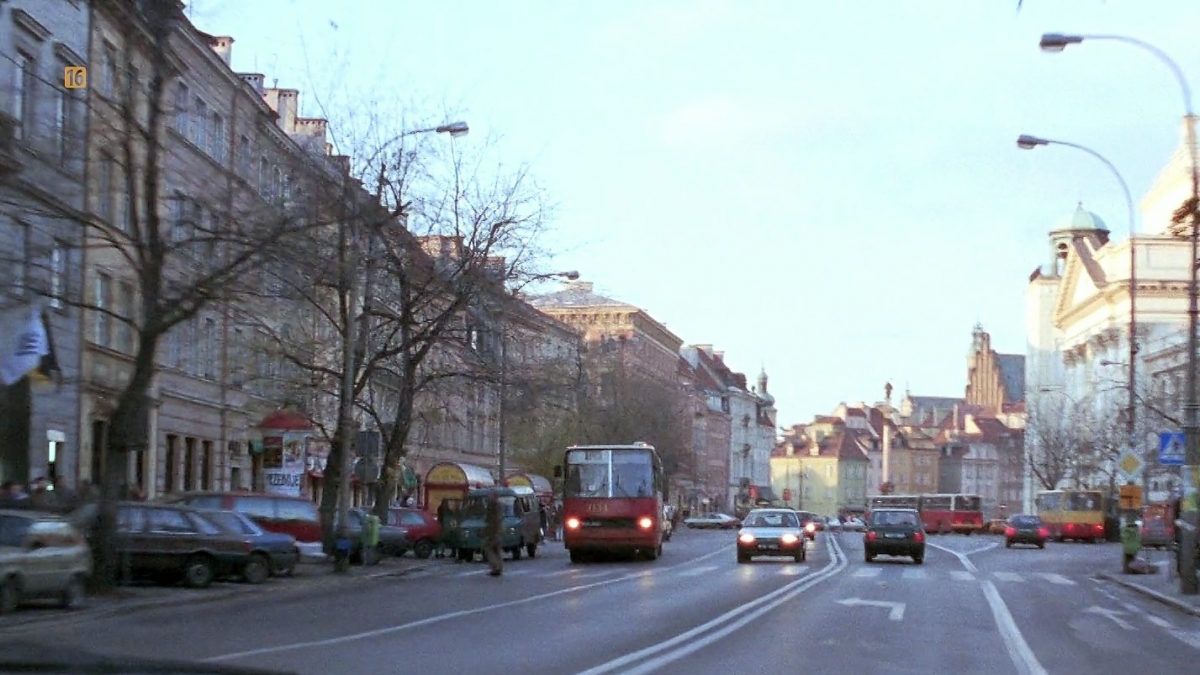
[573,570,617,579]
[677,565,719,578]
[950,570,976,581]
[1040,573,1076,586]
[901,568,928,580]
[779,565,810,576]
[545,569,575,577]
[853,567,882,577]
[993,572,1025,583]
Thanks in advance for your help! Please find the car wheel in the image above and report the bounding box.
[793,552,804,563]
[737,553,751,564]
[913,556,924,565]
[864,551,874,563]
[413,539,434,559]
[1038,542,1046,550]
[60,574,86,610]
[570,550,585,564]
[0,578,18,614]
[1005,540,1012,548]
[243,554,270,585]
[182,555,216,589]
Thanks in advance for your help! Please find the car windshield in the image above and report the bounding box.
[202,510,263,536]
[1011,515,1040,527]
[872,511,919,527]
[462,496,516,518]
[744,512,798,528]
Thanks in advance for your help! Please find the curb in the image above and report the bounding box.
[1095,572,1200,618]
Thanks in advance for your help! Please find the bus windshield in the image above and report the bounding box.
[955,496,982,511]
[1066,492,1102,511]
[565,450,655,498]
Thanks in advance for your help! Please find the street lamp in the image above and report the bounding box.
[1016,133,1138,477]
[1040,31,1200,594]
[496,270,581,483]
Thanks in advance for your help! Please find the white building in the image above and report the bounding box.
[1024,116,1198,510]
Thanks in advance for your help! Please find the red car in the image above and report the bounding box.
[387,508,443,559]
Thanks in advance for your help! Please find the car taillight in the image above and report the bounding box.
[913,532,924,543]
[1005,526,1016,537]
[1038,528,1049,538]
[638,516,654,530]
[566,517,581,530]
[866,531,877,541]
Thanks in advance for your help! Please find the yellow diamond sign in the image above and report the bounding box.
[1118,449,1143,481]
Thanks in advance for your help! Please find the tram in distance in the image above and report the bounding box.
[557,442,665,563]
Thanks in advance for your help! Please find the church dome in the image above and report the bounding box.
[1053,202,1107,233]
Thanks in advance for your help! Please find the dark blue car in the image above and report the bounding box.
[201,509,300,582]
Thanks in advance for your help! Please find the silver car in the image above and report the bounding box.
[736,509,806,564]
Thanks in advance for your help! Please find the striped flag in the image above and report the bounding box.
[0,305,59,387]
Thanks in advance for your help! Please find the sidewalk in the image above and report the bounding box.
[0,553,439,631]
[1096,547,1200,617]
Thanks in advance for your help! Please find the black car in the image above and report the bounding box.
[796,511,821,540]
[200,509,301,580]
[1005,514,1048,549]
[863,508,925,564]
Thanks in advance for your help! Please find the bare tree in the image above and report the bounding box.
[1025,393,1088,490]
[74,0,324,588]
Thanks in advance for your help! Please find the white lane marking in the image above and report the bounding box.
[573,570,619,579]
[574,535,849,675]
[455,569,487,578]
[950,570,976,582]
[1169,629,1200,649]
[852,567,882,577]
[1040,573,1075,586]
[901,568,928,580]
[931,540,1047,675]
[982,581,1050,675]
[676,565,719,578]
[1147,614,1173,629]
[545,569,575,577]
[1084,606,1135,631]
[836,597,905,621]
[206,544,731,662]
[994,572,1026,583]
[779,565,809,576]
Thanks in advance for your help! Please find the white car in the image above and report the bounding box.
[826,517,843,532]
[684,513,741,530]
[843,517,865,532]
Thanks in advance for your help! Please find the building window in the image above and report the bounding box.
[11,222,29,295]
[49,242,65,309]
[170,193,188,243]
[13,52,34,139]
[117,281,135,352]
[192,98,207,148]
[201,317,216,379]
[102,44,117,96]
[52,79,70,162]
[272,167,282,204]
[237,135,251,175]
[93,274,111,346]
[258,158,269,198]
[96,155,114,221]
[210,112,225,161]
[174,83,189,134]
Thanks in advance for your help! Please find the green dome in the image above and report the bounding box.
[1054,202,1107,232]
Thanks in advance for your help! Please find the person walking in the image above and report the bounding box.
[483,493,504,577]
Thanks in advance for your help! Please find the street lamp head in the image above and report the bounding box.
[436,121,470,138]
[1040,33,1083,53]
[1016,134,1048,150]
[562,271,580,281]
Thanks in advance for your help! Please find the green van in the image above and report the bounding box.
[452,486,544,561]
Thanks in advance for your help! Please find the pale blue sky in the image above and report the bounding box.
[190,0,1200,428]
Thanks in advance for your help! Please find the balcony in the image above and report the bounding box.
[0,112,22,178]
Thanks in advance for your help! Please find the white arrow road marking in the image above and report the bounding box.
[993,572,1025,583]
[676,565,719,578]
[852,567,882,577]
[950,570,976,581]
[836,597,905,621]
[1085,606,1135,630]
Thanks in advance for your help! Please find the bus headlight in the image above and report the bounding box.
[638,517,654,530]
[566,517,581,530]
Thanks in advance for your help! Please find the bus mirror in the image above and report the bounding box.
[553,465,562,479]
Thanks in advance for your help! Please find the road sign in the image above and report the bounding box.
[1160,432,1186,466]
[1119,484,1143,511]
[1117,448,1144,482]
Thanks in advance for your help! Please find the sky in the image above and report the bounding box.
[189,0,1200,429]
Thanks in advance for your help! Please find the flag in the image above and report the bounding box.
[33,309,61,386]
[0,305,52,387]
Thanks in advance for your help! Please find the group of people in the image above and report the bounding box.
[0,476,90,512]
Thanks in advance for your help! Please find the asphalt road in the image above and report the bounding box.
[6,529,1200,674]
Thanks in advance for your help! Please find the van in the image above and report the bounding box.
[451,486,543,561]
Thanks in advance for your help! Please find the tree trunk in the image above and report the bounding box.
[372,373,416,521]
[318,424,346,554]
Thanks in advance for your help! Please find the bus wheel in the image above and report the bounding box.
[570,550,585,564]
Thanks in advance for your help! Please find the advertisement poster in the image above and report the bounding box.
[263,433,307,497]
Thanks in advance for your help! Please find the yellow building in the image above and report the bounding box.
[890,426,940,496]
[770,418,869,518]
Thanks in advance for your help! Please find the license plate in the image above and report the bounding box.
[1019,529,1036,535]
[758,544,778,550]
[885,533,904,539]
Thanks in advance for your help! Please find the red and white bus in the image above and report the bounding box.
[920,493,983,535]
[560,443,664,563]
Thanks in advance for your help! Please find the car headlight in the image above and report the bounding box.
[781,533,800,544]
[738,532,755,544]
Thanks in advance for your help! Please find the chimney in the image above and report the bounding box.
[329,155,350,174]
[264,88,299,133]
[239,73,264,95]
[210,36,234,66]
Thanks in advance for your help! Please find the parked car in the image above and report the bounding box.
[1004,514,1048,550]
[343,509,409,559]
[864,508,926,564]
[199,509,300,580]
[0,510,91,613]
[737,509,805,564]
[161,492,323,560]
[386,508,443,559]
[683,513,741,530]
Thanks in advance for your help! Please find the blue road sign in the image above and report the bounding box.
[1159,432,1186,466]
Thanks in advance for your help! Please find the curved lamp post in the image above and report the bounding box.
[1041,31,1200,593]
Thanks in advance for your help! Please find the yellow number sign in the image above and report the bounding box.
[64,66,86,89]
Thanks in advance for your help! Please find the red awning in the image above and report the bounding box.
[257,410,311,431]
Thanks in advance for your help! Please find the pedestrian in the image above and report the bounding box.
[483,492,504,577]
[1121,515,1141,574]
[436,499,452,559]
